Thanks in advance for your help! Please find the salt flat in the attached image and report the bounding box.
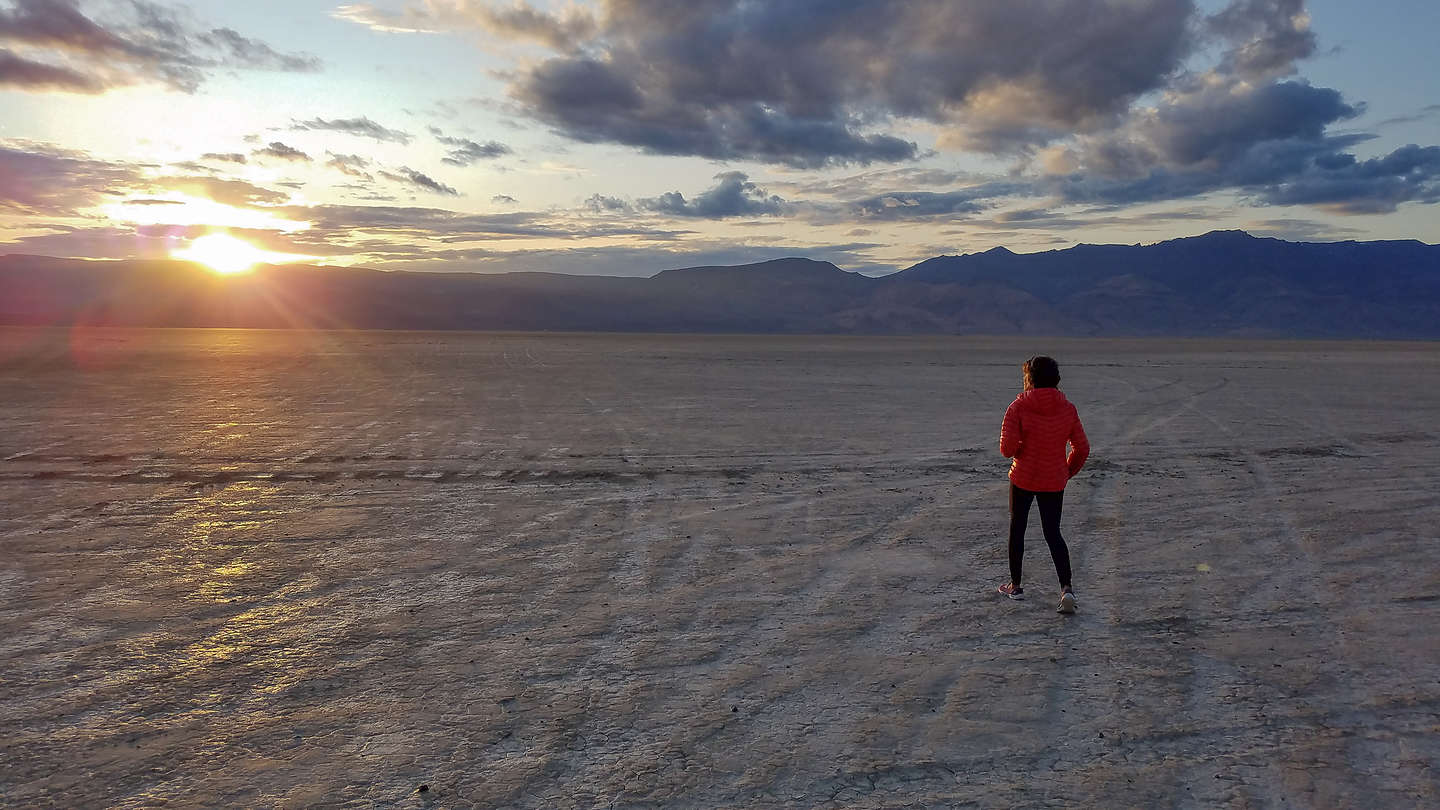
[1,328,1437,808]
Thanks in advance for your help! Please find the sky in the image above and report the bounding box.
[1,0,1437,277]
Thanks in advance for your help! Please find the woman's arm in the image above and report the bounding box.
[1000,400,1022,458]
[1067,415,1090,477]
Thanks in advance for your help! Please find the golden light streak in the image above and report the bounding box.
[172,233,309,275]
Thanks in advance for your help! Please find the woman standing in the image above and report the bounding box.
[997,356,1089,613]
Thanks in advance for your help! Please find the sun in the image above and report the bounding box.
[173,234,270,275]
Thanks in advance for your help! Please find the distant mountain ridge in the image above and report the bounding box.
[3,231,1438,337]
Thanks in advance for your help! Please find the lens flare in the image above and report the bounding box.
[173,234,272,275]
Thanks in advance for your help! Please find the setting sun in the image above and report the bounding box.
[173,234,274,275]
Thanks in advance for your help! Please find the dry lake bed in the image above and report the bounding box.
[2,328,1437,808]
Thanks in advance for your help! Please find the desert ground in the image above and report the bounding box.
[1,327,1437,808]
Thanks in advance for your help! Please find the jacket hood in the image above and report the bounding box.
[1015,387,1071,415]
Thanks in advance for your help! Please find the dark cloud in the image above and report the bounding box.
[967,206,1222,232]
[199,152,246,164]
[1255,143,1440,213]
[0,45,102,91]
[849,181,1032,220]
[429,128,511,166]
[1206,0,1316,80]
[294,116,412,144]
[773,167,981,200]
[1376,104,1440,128]
[993,208,1055,223]
[1039,69,1440,214]
[515,56,916,167]
[0,141,144,214]
[490,0,1198,165]
[334,0,1440,221]
[584,194,630,213]
[353,1,1330,176]
[195,27,319,73]
[378,167,459,196]
[0,0,318,94]
[852,191,982,219]
[325,152,372,179]
[1,142,290,217]
[1028,3,1440,219]
[491,194,517,204]
[639,172,786,218]
[0,223,177,259]
[253,141,311,162]
[1246,217,1366,241]
[1044,134,1440,215]
[1051,79,1358,184]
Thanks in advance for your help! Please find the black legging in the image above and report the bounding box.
[1009,484,1072,589]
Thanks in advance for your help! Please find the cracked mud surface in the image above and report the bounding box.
[2,328,1438,807]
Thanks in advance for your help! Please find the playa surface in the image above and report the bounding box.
[2,328,1437,808]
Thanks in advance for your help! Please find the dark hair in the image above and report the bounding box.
[1024,355,1061,389]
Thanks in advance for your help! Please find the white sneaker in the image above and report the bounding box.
[1058,591,1077,614]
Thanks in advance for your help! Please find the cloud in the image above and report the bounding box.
[429,127,511,166]
[1255,143,1440,213]
[514,56,916,168]
[155,175,290,207]
[1021,2,1440,215]
[1245,217,1365,241]
[772,167,982,200]
[0,222,329,260]
[279,203,692,245]
[584,194,630,213]
[1032,61,1440,214]
[965,206,1223,232]
[1206,0,1316,80]
[332,0,1440,220]
[325,152,373,179]
[378,167,459,196]
[334,1,596,49]
[253,141,311,162]
[639,172,786,219]
[194,27,319,73]
[491,194,517,204]
[0,140,302,219]
[0,223,179,259]
[1060,80,1358,180]
[0,141,144,214]
[350,241,887,278]
[341,2,1209,165]
[849,181,1033,220]
[199,152,246,164]
[1042,132,1440,215]
[0,0,318,94]
[0,45,102,91]
[1376,104,1440,128]
[484,0,1205,166]
[294,116,412,144]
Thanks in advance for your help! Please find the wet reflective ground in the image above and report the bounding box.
[2,328,1438,807]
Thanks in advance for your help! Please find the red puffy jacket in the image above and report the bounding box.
[999,387,1089,492]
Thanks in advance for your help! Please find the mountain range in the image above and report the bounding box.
[3,231,1438,337]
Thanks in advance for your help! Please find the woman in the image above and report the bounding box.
[997,355,1089,613]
